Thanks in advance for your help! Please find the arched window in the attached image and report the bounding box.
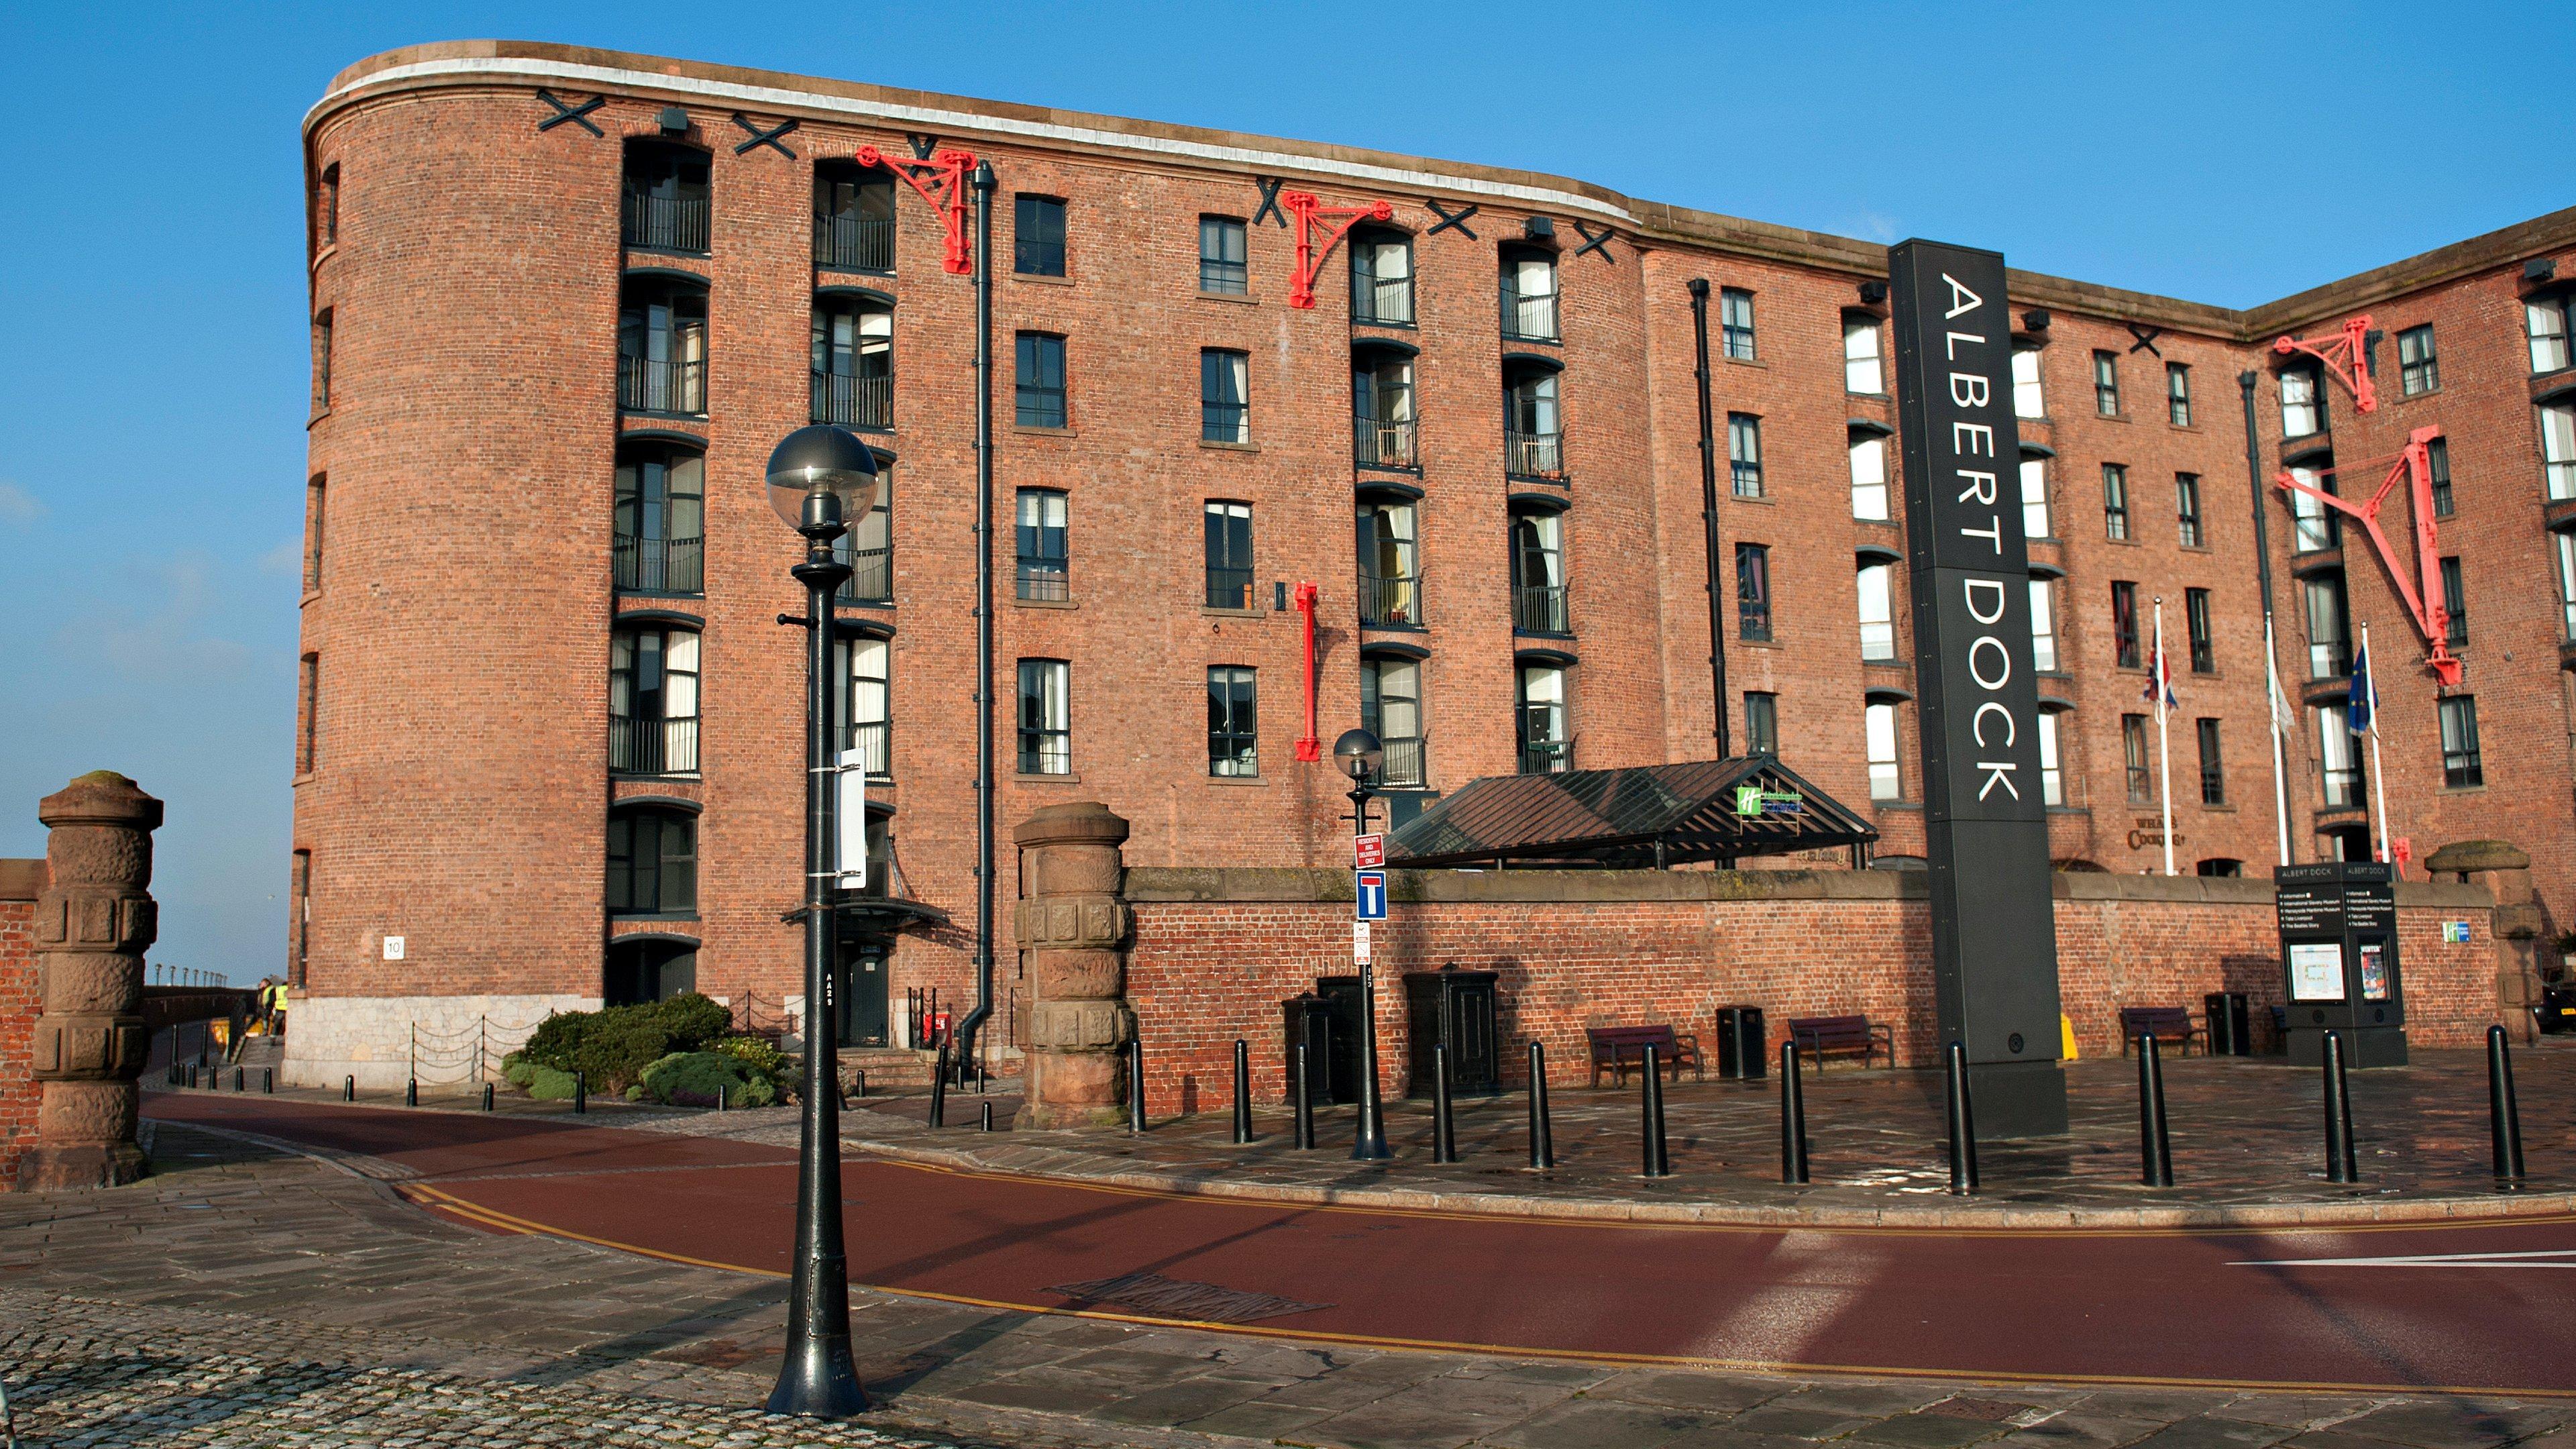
[834,631,892,780]
[1356,496,1419,627]
[1362,653,1426,788]
[1352,343,1416,468]
[813,162,895,272]
[608,806,696,916]
[1842,311,1884,394]
[1351,227,1413,325]
[1849,429,1890,520]
[812,293,892,429]
[836,453,896,604]
[1511,508,1568,635]
[1517,663,1570,774]
[1501,246,1558,342]
[1504,360,1563,478]
[605,937,697,1007]
[1856,560,1897,661]
[614,443,705,594]
[621,140,711,253]
[618,276,708,415]
[610,623,700,775]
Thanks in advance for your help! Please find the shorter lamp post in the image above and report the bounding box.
[1334,728,1391,1161]
[765,424,881,1420]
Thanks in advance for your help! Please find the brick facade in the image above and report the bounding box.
[1,861,42,1191]
[290,41,2576,1053]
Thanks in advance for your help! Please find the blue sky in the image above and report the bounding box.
[0,2,2556,983]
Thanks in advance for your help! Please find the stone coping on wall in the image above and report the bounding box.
[0,859,40,902]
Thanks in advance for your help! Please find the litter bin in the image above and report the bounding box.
[2203,991,2252,1057]
[1715,1006,1766,1080]
[1283,994,1344,1104]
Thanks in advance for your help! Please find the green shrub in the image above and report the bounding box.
[501,1054,537,1089]
[638,1051,777,1109]
[514,994,734,1095]
[523,1063,580,1101]
[711,1034,793,1097]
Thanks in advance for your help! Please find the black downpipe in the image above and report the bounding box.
[2239,370,2292,867]
[1686,280,1731,763]
[953,162,1000,1069]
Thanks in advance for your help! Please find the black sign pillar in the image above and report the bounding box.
[1889,240,2066,1136]
[2275,861,2408,1067]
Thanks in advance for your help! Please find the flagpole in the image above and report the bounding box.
[2263,614,2292,868]
[2362,621,2392,871]
[2154,598,2174,876]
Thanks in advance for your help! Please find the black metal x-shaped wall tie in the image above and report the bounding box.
[1251,176,1287,228]
[1425,199,1479,239]
[535,89,604,136]
[732,113,800,158]
[906,133,940,160]
[2126,323,2165,357]
[1572,221,1615,262]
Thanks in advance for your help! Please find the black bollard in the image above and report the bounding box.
[1944,1041,1978,1195]
[1293,1041,1316,1150]
[930,1046,950,1128]
[343,1075,354,1102]
[1128,1042,1148,1133]
[853,1069,866,1099]
[977,1061,988,1095]
[481,1082,494,1112]
[2138,1033,2174,1187]
[1231,1038,1254,1144]
[981,1100,995,1132]
[1432,1043,1458,1164]
[573,1071,587,1116]
[405,1078,418,1107]
[1527,1040,1555,1171]
[718,1083,728,1112]
[2322,1031,2357,1183]
[2489,1024,2526,1185]
[1780,1040,1810,1185]
[235,1067,244,1092]
[1640,1044,1670,1177]
[264,1068,274,1095]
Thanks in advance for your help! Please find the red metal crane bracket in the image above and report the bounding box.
[1283,192,1394,310]
[2273,425,2458,684]
[1293,582,1322,761]
[855,144,976,275]
[2273,314,2377,415]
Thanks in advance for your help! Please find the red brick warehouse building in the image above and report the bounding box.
[284,40,2576,1085]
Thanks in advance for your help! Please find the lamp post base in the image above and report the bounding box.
[765,1332,869,1418]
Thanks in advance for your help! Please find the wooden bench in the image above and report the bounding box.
[2118,1005,2206,1057]
[1585,1025,1705,1088]
[1786,1015,1893,1071]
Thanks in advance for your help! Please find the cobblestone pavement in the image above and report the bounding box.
[7,1120,2576,1448]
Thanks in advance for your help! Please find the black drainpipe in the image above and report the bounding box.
[1686,280,1731,760]
[2240,368,2293,869]
[953,162,998,1075]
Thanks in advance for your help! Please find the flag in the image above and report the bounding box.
[2265,646,2296,735]
[2141,636,2178,718]
[2346,640,2377,736]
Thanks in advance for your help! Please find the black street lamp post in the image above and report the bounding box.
[1334,728,1391,1161]
[764,425,881,1419]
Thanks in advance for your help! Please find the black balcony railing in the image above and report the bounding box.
[1379,735,1426,788]
[813,212,894,272]
[1519,738,1573,775]
[614,534,704,594]
[1506,429,1563,478]
[1356,276,1413,326]
[1501,290,1559,342]
[619,354,705,415]
[812,372,892,429]
[838,545,892,604]
[1205,566,1256,610]
[843,718,890,779]
[623,190,710,253]
[1354,417,1417,468]
[610,716,700,775]
[1360,572,1421,627]
[1513,584,1569,635]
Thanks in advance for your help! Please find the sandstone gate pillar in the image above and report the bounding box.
[26,772,160,1189]
[1012,802,1132,1128]
[2426,839,2542,1042]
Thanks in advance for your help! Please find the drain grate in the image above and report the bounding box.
[1046,1272,1330,1324]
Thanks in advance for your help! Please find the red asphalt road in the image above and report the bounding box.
[146,1093,2576,1396]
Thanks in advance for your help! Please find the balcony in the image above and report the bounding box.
[814,211,894,272]
[1355,276,1413,327]
[610,716,699,775]
[1354,417,1417,470]
[1379,735,1427,789]
[619,354,704,416]
[843,718,890,780]
[812,372,892,430]
[1506,429,1563,478]
[1360,572,1421,628]
[1513,584,1569,635]
[614,534,704,594]
[838,545,892,605]
[1205,566,1256,611]
[623,190,709,254]
[1519,738,1574,775]
[1501,289,1559,343]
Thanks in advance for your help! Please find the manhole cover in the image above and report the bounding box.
[1047,1272,1330,1324]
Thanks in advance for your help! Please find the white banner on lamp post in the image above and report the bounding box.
[835,749,867,889]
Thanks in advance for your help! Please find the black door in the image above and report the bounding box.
[835,947,891,1047]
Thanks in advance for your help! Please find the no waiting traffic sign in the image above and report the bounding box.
[1354,833,1385,869]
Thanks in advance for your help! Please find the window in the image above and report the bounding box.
[1518,665,1571,774]
[1857,561,1897,661]
[2011,345,2045,419]
[1352,350,1416,466]
[1016,659,1069,774]
[2029,578,2057,672]
[1728,414,1764,497]
[2176,473,2203,547]
[2543,400,2576,500]
[1204,500,1254,609]
[1363,657,1426,787]
[1015,488,1067,601]
[1360,499,1422,627]
[1501,250,1559,341]
[2093,351,2121,416]
[1849,431,1890,521]
[2557,531,2576,639]
[1199,215,1247,294]
[2198,859,2245,879]
[610,627,700,775]
[2304,570,2351,679]
[2123,714,2153,804]
[2317,706,2364,807]
[1719,288,1756,360]
[2037,710,2064,807]
[2167,363,2192,426]
[1864,700,1901,801]
[2288,464,2339,551]
[1208,667,1258,777]
[814,164,895,272]
[1201,349,1249,443]
[317,164,339,248]
[810,294,893,429]
[1013,194,1065,276]
[2102,464,2130,541]
[1014,332,1066,428]
[1511,510,1566,635]
[297,653,319,774]
[289,849,311,987]
[2282,365,2326,438]
[1843,311,1884,394]
[1505,366,1562,476]
[2186,587,2214,674]
[1744,692,1778,756]
[2440,555,2467,645]
[2196,718,2225,806]
[2398,325,2438,396]
[2110,580,2141,668]
[606,940,697,1008]
[1352,231,1413,325]
[1737,543,1772,642]
[2428,437,2454,517]
[837,634,891,777]
[618,280,706,415]
[835,466,894,604]
[2440,696,2483,788]
[2530,293,2575,374]
[2020,455,2051,539]
[304,476,326,592]
[621,142,710,253]
[608,808,696,916]
[614,446,706,594]
[312,310,333,410]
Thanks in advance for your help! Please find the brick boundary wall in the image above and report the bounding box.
[0,859,43,1192]
[1118,867,2499,1111]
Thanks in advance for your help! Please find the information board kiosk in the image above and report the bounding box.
[2275,861,2408,1067]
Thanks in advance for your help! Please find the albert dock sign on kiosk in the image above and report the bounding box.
[2275,861,2408,1067]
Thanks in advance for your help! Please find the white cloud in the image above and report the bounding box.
[50,549,266,683]
[0,482,42,525]
[257,539,302,578]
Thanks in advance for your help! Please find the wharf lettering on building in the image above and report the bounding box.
[1888,239,2065,1136]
